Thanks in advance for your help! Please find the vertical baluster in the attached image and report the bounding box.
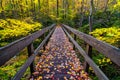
[27,43,35,75]
[73,34,76,49]
[84,44,92,72]
[43,33,46,50]
[85,0,93,73]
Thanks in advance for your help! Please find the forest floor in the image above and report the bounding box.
[30,26,90,80]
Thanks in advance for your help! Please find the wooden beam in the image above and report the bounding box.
[84,44,92,72]
[73,34,77,49]
[63,28,109,80]
[63,24,120,66]
[27,43,35,74]
[0,24,55,66]
[12,28,55,80]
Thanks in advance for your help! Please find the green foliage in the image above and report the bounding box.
[90,27,120,79]
[78,24,89,33]
[0,55,29,80]
[113,20,120,27]
[91,52,120,80]
[92,53,112,68]
[0,0,120,80]
[90,27,120,48]
[0,19,42,47]
[112,1,120,12]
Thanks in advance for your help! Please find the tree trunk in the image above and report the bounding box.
[62,0,65,19]
[89,0,94,32]
[30,0,34,16]
[104,0,109,12]
[84,0,94,72]
[33,2,36,18]
[38,0,41,14]
[0,0,5,18]
[25,0,29,17]
[57,0,59,18]
[79,0,84,27]
[65,0,69,19]
[47,0,49,16]
[0,0,3,10]
[12,0,17,18]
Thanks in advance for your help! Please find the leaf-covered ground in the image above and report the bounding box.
[30,26,90,80]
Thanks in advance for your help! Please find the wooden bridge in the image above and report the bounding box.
[0,24,120,80]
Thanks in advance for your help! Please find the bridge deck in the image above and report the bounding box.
[30,26,90,80]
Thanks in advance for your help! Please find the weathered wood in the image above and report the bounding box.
[27,43,35,74]
[84,44,92,72]
[63,24,120,66]
[73,34,77,49]
[0,24,55,66]
[12,28,55,80]
[63,28,109,80]
[43,33,46,50]
[87,0,93,72]
[34,28,55,55]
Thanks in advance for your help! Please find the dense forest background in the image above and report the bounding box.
[0,0,120,80]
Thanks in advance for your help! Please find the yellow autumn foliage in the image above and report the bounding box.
[0,19,42,46]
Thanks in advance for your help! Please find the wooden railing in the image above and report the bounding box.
[0,24,56,80]
[0,24,120,80]
[62,24,120,80]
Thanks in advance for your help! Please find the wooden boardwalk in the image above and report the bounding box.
[1,24,119,80]
[30,26,90,80]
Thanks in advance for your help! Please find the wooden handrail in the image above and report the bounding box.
[12,28,55,80]
[62,24,120,66]
[0,24,55,66]
[63,28,109,80]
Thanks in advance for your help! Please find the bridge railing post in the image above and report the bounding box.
[84,44,92,72]
[27,43,35,75]
[43,33,46,50]
[73,34,77,49]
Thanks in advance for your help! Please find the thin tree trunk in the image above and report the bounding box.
[57,0,59,18]
[104,0,109,12]
[30,0,34,16]
[62,0,65,19]
[89,0,94,32]
[47,0,49,16]
[38,0,40,14]
[26,0,29,17]
[65,0,69,19]
[0,0,4,10]
[12,0,17,18]
[84,0,94,72]
[96,0,100,10]
[33,2,36,18]
[0,0,5,18]
[79,0,84,27]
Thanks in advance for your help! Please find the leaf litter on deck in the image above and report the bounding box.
[30,26,90,80]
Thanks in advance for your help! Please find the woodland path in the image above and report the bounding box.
[30,26,90,80]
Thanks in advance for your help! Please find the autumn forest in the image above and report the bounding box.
[0,0,120,80]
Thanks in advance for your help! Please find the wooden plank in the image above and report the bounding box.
[63,24,120,66]
[27,43,35,74]
[0,24,55,66]
[12,27,55,80]
[63,28,109,80]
